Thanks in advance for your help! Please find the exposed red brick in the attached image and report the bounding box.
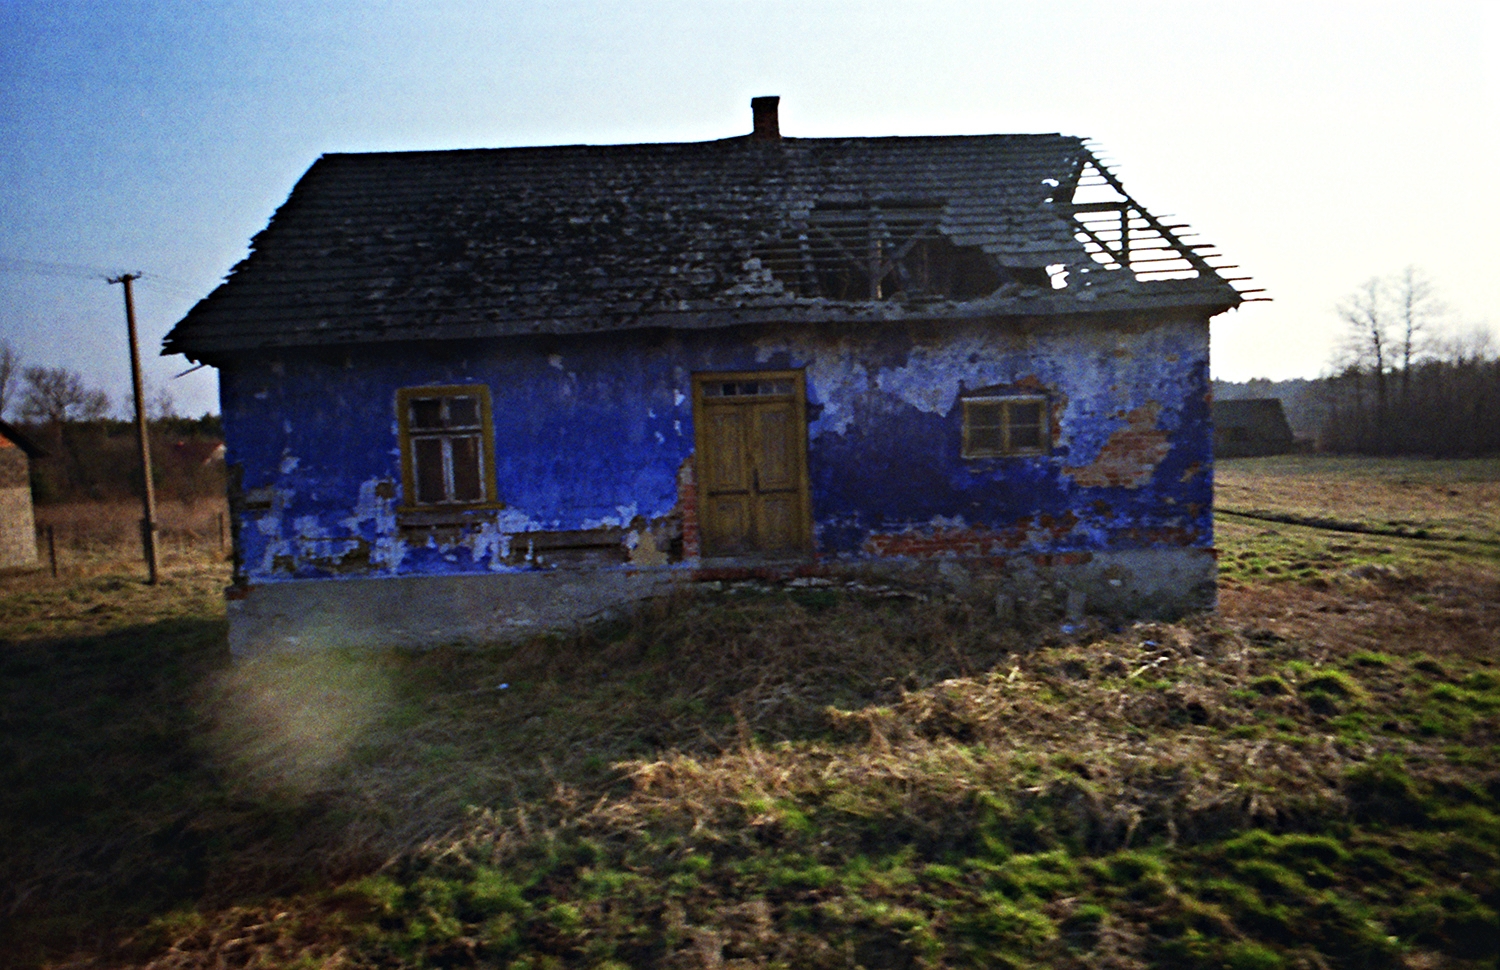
[678,456,700,561]
[1110,525,1201,547]
[1064,402,1172,488]
[862,516,1082,559]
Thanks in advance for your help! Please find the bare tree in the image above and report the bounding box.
[1337,277,1390,448]
[1323,267,1497,455]
[146,381,178,422]
[1439,323,1498,365]
[1394,266,1442,400]
[18,366,111,425]
[0,341,18,419]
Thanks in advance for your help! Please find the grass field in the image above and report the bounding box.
[1,457,1496,969]
[1216,456,1500,548]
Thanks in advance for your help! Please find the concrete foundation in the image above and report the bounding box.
[876,547,1218,622]
[225,547,1215,658]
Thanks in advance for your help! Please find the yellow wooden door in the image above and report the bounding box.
[694,372,811,558]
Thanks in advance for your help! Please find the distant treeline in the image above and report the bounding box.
[18,414,225,505]
[1216,356,1500,457]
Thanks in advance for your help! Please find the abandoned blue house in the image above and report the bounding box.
[165,98,1256,655]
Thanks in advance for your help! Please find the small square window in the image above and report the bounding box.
[962,396,1050,458]
[397,386,498,507]
[410,398,444,429]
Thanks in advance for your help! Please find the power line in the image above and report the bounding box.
[0,255,206,298]
[136,274,205,299]
[0,255,112,281]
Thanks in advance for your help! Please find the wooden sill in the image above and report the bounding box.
[396,505,504,528]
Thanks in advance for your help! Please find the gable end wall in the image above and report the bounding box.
[0,444,37,569]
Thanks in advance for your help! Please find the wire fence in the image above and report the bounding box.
[32,499,230,577]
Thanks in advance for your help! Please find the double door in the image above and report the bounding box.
[693,371,812,558]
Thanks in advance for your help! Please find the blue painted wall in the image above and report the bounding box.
[220,311,1213,582]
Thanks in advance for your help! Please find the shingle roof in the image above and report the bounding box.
[164,131,1248,360]
[1213,399,1295,438]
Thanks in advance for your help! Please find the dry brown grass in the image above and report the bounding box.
[105,561,1500,970]
[453,562,1500,860]
[30,499,231,581]
[178,587,1027,899]
[1216,455,1500,542]
[5,464,1499,969]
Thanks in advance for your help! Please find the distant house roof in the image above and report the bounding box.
[166,110,1251,360]
[0,420,45,459]
[1213,398,1295,457]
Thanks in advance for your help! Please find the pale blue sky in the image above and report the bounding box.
[2,1,1496,417]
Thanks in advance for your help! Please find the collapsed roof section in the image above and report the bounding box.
[165,125,1257,360]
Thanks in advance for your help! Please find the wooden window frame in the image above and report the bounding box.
[961,395,1050,458]
[395,385,502,510]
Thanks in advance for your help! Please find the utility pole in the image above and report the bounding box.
[108,272,161,584]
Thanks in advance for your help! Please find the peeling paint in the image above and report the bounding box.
[1063,403,1172,488]
[470,520,510,571]
[342,478,398,534]
[220,309,1212,585]
[864,511,1085,558]
[581,503,641,531]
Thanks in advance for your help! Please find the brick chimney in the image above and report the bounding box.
[750,96,780,141]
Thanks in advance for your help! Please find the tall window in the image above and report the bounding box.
[396,386,497,506]
[962,396,1049,458]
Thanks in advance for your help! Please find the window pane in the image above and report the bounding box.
[410,398,443,429]
[413,437,446,503]
[1009,402,1042,427]
[449,435,484,502]
[967,426,1002,454]
[1008,423,1042,450]
[1008,402,1043,449]
[447,397,479,428]
[966,402,1003,429]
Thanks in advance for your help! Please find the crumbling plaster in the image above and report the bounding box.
[219,308,1211,584]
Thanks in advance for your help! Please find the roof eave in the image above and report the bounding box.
[163,285,1238,358]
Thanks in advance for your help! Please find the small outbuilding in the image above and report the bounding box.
[0,420,45,570]
[165,99,1255,655]
[1212,399,1295,458]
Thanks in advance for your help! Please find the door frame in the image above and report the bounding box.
[691,368,814,560]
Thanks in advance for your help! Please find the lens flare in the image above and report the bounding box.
[205,648,394,794]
